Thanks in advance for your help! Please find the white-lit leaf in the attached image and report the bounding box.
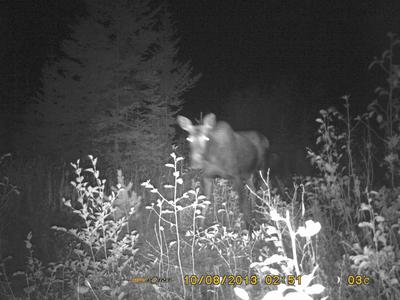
[270,209,281,221]
[285,292,312,300]
[358,222,373,229]
[233,287,249,300]
[360,203,370,211]
[121,280,129,286]
[305,284,325,295]
[297,220,321,237]
[262,290,283,300]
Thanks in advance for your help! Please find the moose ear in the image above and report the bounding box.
[177,115,193,132]
[203,113,216,129]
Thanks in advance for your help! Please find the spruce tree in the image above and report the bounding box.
[29,0,200,185]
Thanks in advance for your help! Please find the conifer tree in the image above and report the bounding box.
[29,0,200,184]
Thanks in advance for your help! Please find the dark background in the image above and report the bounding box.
[171,0,400,118]
[3,1,400,122]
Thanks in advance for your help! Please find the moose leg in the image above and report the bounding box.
[200,177,213,229]
[234,177,253,235]
[246,175,255,229]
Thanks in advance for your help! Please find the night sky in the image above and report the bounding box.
[2,0,400,155]
[172,0,400,119]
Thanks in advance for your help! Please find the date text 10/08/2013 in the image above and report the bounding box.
[184,275,302,286]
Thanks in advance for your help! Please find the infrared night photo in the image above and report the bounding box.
[1,1,400,299]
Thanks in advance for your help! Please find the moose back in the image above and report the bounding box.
[177,113,269,234]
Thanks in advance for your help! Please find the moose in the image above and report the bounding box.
[177,113,270,235]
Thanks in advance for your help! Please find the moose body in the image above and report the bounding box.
[177,113,270,234]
